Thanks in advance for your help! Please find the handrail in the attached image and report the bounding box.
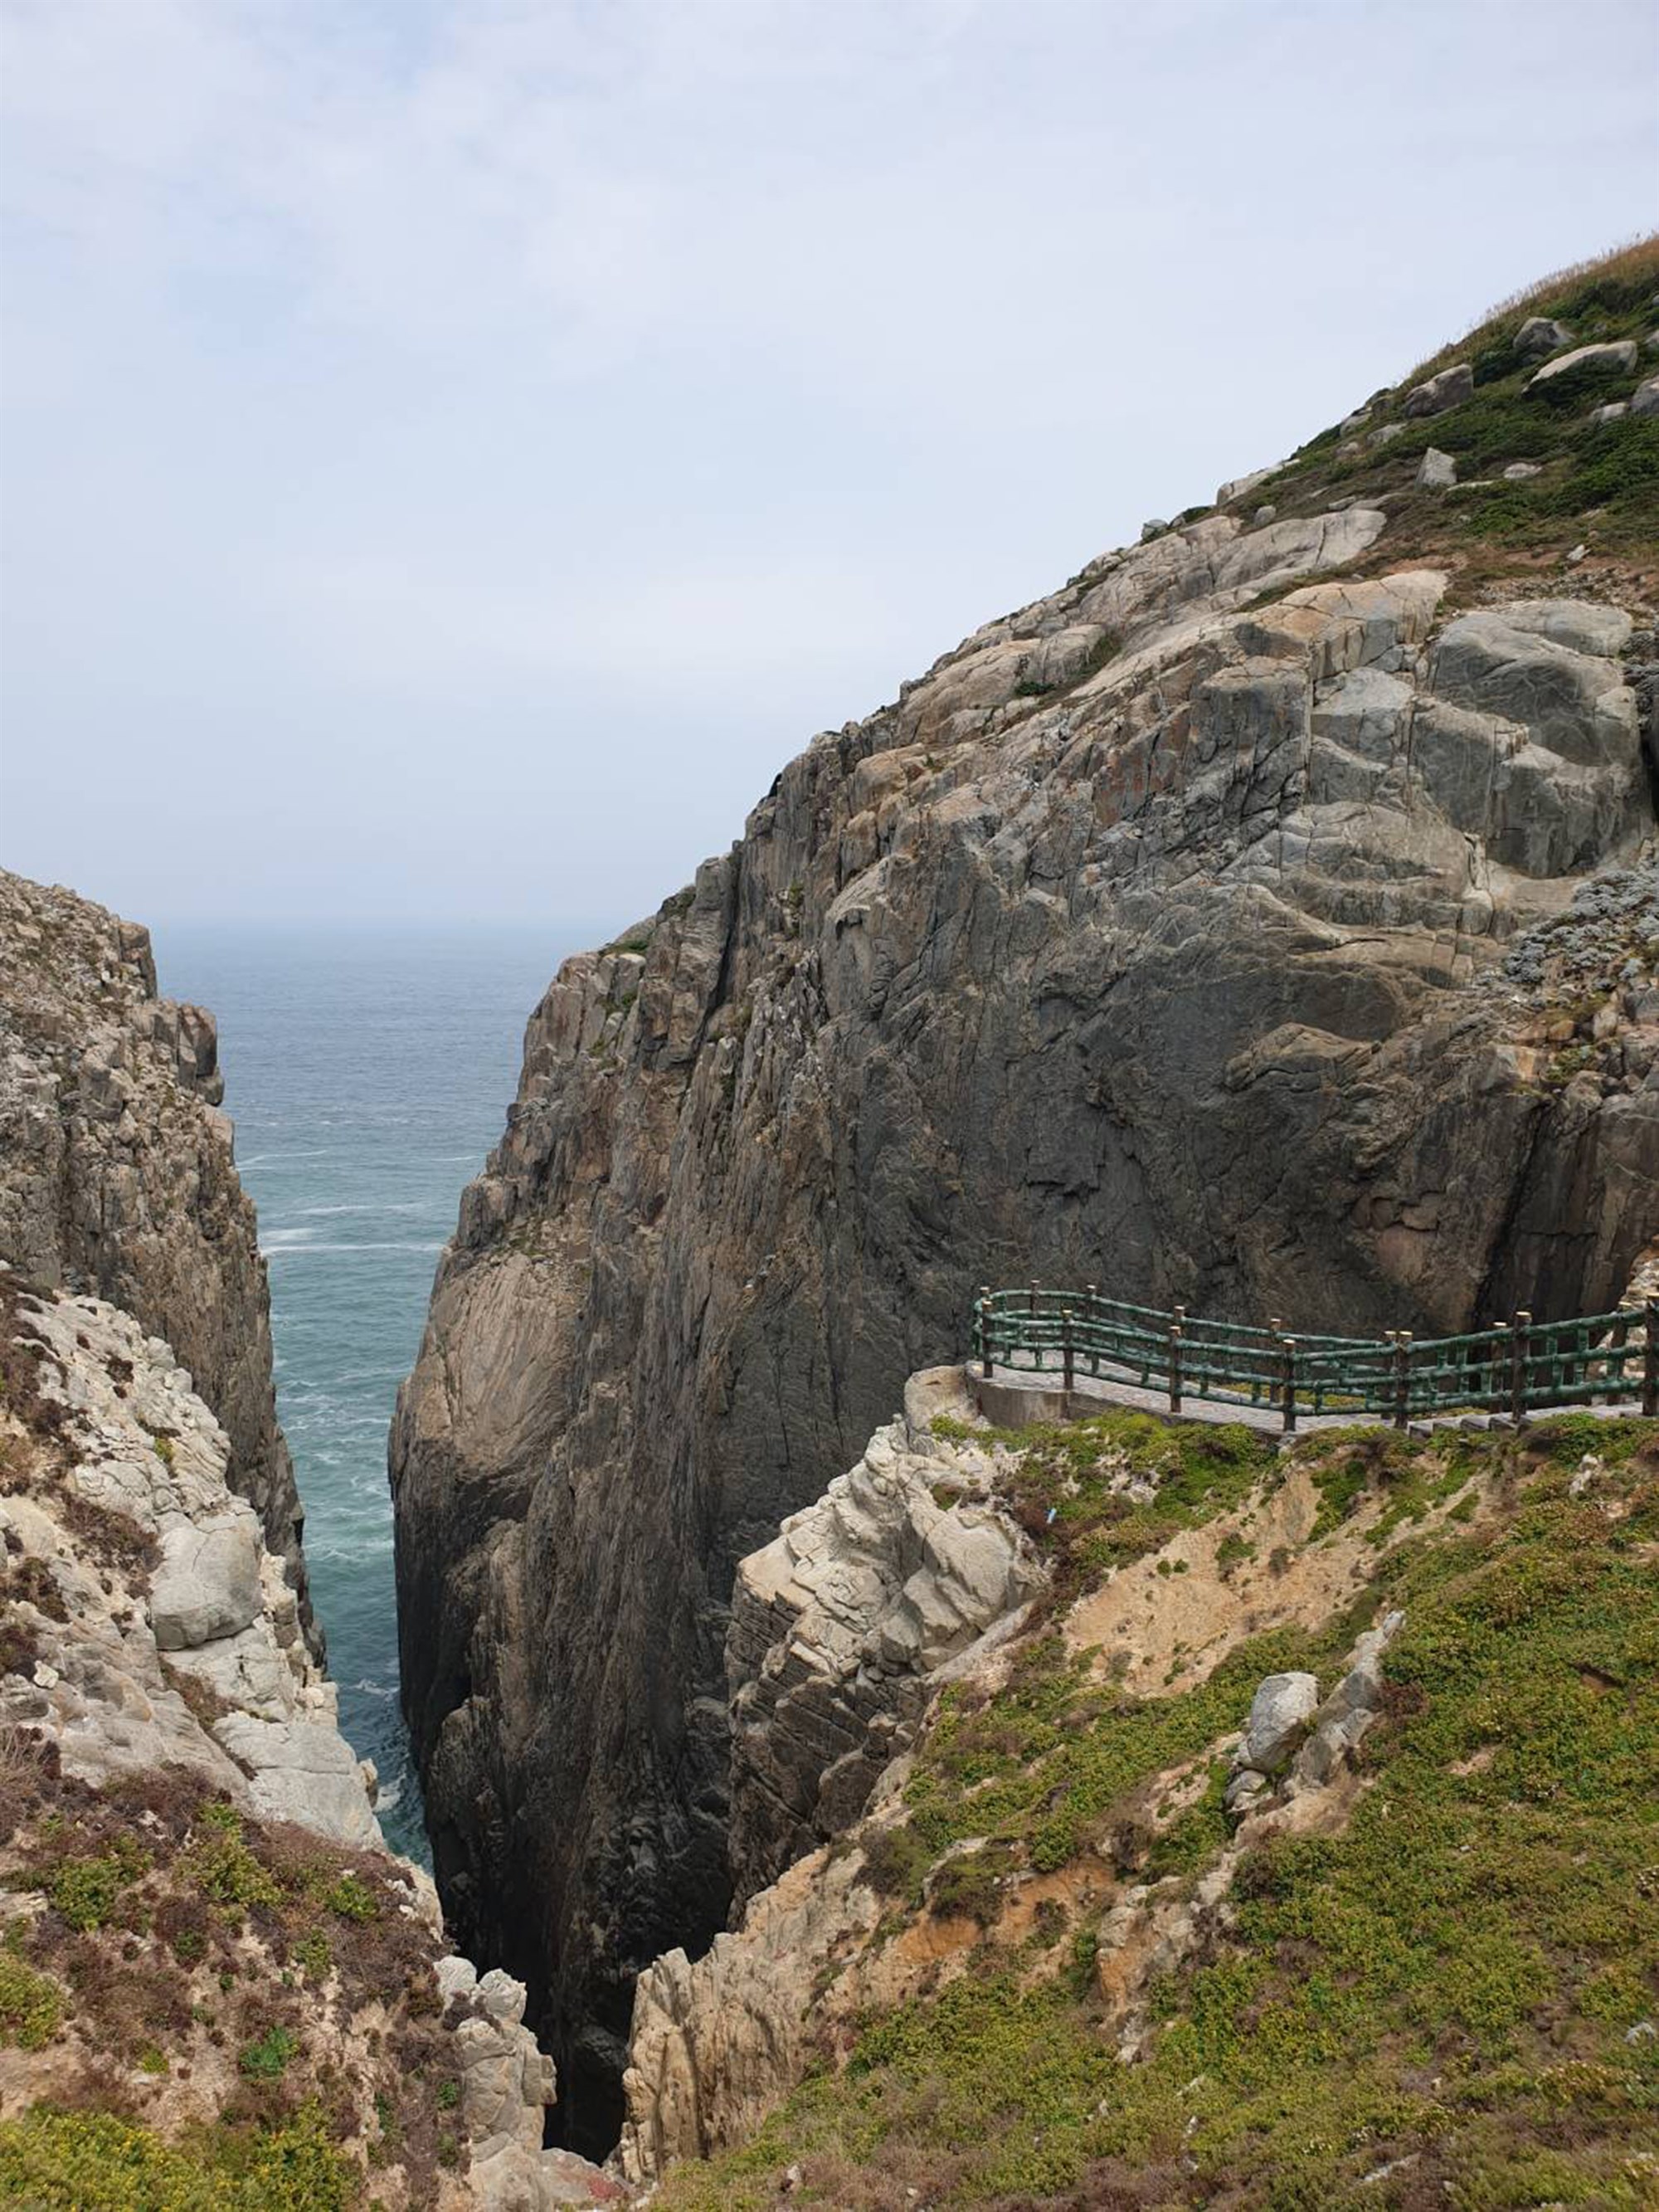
[970,1284,1658,1433]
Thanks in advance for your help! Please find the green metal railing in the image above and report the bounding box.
[970,1283,1658,1433]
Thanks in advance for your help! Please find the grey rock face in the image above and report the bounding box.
[724,1371,1039,1907]
[0,873,313,1645]
[1416,446,1456,488]
[1233,1671,1321,1774]
[392,503,1658,2149]
[1292,1609,1404,1788]
[1,1282,621,2205]
[1403,362,1472,416]
[1632,376,1659,419]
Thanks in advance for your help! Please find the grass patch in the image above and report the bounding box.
[969,1407,1280,1588]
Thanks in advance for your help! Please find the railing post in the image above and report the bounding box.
[1645,1299,1659,1419]
[1511,1310,1531,1425]
[1608,1308,1630,1401]
[1490,1321,1507,1409]
[1062,1307,1074,1398]
[1281,1336,1298,1435]
[1391,1331,1411,1430]
[978,1290,993,1381]
[1169,1307,1184,1415]
[1029,1278,1039,1321]
[1086,1284,1098,1375]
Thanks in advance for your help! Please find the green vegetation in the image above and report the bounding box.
[43,1834,150,1932]
[658,1417,1659,2208]
[0,2104,358,2211]
[893,1617,1344,1890]
[185,1804,281,1916]
[0,1946,63,2050]
[323,1872,378,1924]
[944,1406,1280,1584]
[1229,234,1659,564]
[239,2023,299,2080]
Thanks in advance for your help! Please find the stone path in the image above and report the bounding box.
[971,1362,1644,1444]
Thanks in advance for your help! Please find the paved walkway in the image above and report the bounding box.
[971,1362,1645,1441]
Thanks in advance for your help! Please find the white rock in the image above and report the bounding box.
[1234,1672,1321,1774]
[149,1516,263,1649]
[476,1967,529,2026]
[1416,447,1456,489]
[436,1953,480,2003]
[1527,339,1637,389]
[1631,376,1659,419]
[1501,460,1542,480]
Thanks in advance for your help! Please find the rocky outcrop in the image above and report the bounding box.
[0,1281,374,1840]
[393,300,1659,2148]
[0,871,312,1644]
[0,1273,620,2209]
[615,1383,1436,2185]
[726,1365,1038,1908]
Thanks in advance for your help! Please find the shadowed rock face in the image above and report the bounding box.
[391,508,1659,2150]
[0,871,315,1648]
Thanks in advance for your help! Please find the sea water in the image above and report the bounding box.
[151,924,580,1861]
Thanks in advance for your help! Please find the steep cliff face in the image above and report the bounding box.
[0,870,313,1645]
[392,247,1659,2148]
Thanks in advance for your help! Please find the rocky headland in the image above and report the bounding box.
[391,237,1659,2162]
[0,875,620,2209]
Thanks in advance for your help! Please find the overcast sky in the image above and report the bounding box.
[2,0,1653,933]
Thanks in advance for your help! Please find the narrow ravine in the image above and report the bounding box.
[153,923,579,1860]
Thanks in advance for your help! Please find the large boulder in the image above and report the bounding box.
[149,1515,263,1650]
[1528,339,1638,389]
[1515,316,1573,360]
[1234,1671,1321,1774]
[1404,362,1472,416]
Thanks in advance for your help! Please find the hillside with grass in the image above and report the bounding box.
[640,1406,1659,2210]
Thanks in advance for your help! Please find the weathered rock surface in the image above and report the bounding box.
[725,1366,1039,1907]
[1403,361,1472,416]
[393,418,1659,2147]
[1527,339,1638,387]
[1233,1670,1321,1775]
[0,1283,381,1844]
[0,871,313,1644]
[0,1277,620,2207]
[1515,316,1574,359]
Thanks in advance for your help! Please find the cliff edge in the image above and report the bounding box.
[392,238,1659,2149]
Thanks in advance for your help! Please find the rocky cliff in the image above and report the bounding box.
[0,1270,621,2208]
[391,239,1659,2150]
[0,872,622,2207]
[0,871,314,1647]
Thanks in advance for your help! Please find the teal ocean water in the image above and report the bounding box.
[150,925,578,1860]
